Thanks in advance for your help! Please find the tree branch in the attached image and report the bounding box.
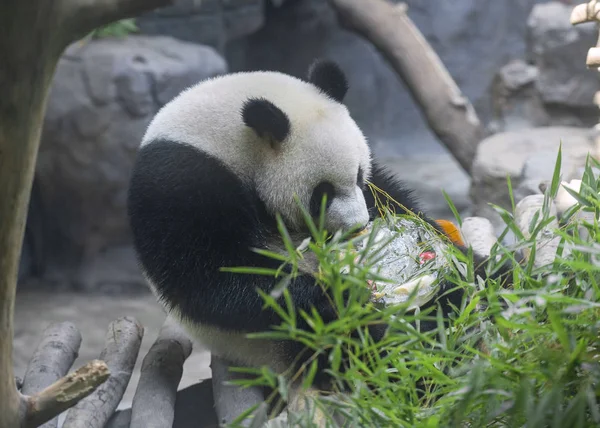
[62,317,144,428]
[327,0,484,175]
[21,360,110,428]
[0,0,172,424]
[129,317,193,428]
[20,322,83,428]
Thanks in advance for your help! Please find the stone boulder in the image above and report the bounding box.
[224,0,550,158]
[32,35,227,290]
[527,2,600,109]
[470,126,595,233]
[491,2,600,133]
[489,59,550,133]
[136,0,269,53]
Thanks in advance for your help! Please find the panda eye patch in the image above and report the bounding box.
[310,181,336,217]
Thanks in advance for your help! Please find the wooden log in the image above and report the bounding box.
[327,0,485,174]
[0,0,172,425]
[20,322,83,428]
[21,360,110,428]
[129,317,193,428]
[62,317,144,428]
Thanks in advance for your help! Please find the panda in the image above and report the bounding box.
[126,59,507,393]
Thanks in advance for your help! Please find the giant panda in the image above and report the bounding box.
[126,59,507,394]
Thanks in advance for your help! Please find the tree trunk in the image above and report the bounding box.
[0,1,172,427]
[327,0,485,175]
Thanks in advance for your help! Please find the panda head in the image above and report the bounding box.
[242,59,371,235]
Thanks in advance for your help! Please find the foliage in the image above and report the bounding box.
[225,149,600,428]
[88,18,138,39]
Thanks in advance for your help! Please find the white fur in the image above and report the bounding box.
[143,272,291,373]
[140,69,373,375]
[142,70,372,233]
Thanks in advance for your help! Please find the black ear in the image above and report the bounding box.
[242,97,291,146]
[307,59,348,103]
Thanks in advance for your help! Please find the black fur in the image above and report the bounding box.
[307,59,349,103]
[309,181,336,217]
[128,140,343,332]
[128,141,510,391]
[242,97,291,144]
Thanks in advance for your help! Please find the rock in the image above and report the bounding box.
[136,0,265,53]
[513,150,577,202]
[490,60,550,132]
[470,126,595,233]
[34,35,227,290]
[460,217,497,258]
[527,2,600,109]
[498,59,539,92]
[492,1,600,134]
[223,0,551,158]
[376,153,471,221]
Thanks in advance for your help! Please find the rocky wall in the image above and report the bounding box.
[19,1,600,290]
[23,36,227,291]
[138,0,557,158]
[491,2,600,132]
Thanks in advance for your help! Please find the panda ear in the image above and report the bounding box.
[242,97,291,148]
[307,59,348,103]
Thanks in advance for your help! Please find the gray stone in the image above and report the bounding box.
[527,2,600,108]
[225,0,552,159]
[114,66,155,117]
[223,4,265,41]
[490,60,550,132]
[513,150,577,201]
[152,0,212,16]
[498,60,539,91]
[470,126,595,232]
[138,0,596,159]
[33,35,227,290]
[376,153,471,221]
[136,0,265,53]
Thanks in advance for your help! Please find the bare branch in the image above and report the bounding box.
[22,360,110,428]
[60,0,174,42]
[327,0,484,175]
[0,0,173,425]
[129,317,193,428]
[21,322,82,395]
[20,322,83,428]
[62,317,144,428]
